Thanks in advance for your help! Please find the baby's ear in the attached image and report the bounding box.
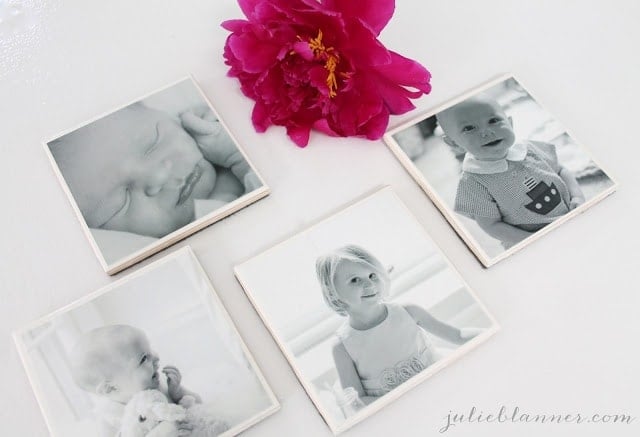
[95,380,117,396]
[442,135,458,148]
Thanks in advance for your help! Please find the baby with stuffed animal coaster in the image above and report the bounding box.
[69,324,204,437]
[14,248,279,436]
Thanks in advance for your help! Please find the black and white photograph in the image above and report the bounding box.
[14,247,279,437]
[46,78,269,274]
[234,187,498,435]
[384,75,617,267]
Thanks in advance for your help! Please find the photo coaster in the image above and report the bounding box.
[234,187,499,435]
[384,74,617,267]
[14,247,279,437]
[45,77,269,274]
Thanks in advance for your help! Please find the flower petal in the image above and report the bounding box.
[375,50,432,93]
[360,108,390,139]
[339,18,391,66]
[251,102,271,132]
[238,0,263,19]
[375,79,417,114]
[323,0,395,36]
[328,86,383,136]
[286,124,311,147]
[292,41,314,61]
[221,19,248,33]
[228,33,280,73]
[312,119,339,136]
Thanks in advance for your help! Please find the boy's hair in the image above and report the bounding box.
[435,95,505,134]
[315,245,389,316]
[69,325,144,392]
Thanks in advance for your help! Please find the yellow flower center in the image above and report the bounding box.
[308,29,339,98]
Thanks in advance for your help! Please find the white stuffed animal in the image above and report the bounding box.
[120,389,229,437]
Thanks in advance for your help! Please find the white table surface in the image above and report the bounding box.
[2,1,639,436]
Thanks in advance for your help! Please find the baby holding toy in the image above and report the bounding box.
[436,95,585,248]
[316,245,478,405]
[70,324,202,436]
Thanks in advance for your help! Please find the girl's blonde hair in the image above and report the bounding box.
[315,245,389,316]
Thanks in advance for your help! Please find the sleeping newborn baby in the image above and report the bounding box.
[49,103,261,239]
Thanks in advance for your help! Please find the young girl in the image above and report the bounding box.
[316,245,477,404]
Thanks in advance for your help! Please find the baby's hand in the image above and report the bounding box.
[243,171,262,192]
[179,395,197,409]
[162,365,183,400]
[181,107,238,167]
[176,420,194,437]
[570,196,585,210]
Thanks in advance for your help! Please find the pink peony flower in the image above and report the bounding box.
[222,0,431,147]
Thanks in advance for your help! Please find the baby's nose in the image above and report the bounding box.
[139,159,173,196]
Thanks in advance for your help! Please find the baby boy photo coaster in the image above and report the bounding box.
[384,74,617,267]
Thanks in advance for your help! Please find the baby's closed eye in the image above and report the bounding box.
[100,188,131,227]
[142,123,161,156]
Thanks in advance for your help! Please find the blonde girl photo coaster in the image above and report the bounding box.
[45,77,269,274]
[234,187,499,435]
[384,74,617,267]
[14,247,279,437]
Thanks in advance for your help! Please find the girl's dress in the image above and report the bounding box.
[337,303,437,396]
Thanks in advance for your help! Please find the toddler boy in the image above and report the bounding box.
[436,96,585,248]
